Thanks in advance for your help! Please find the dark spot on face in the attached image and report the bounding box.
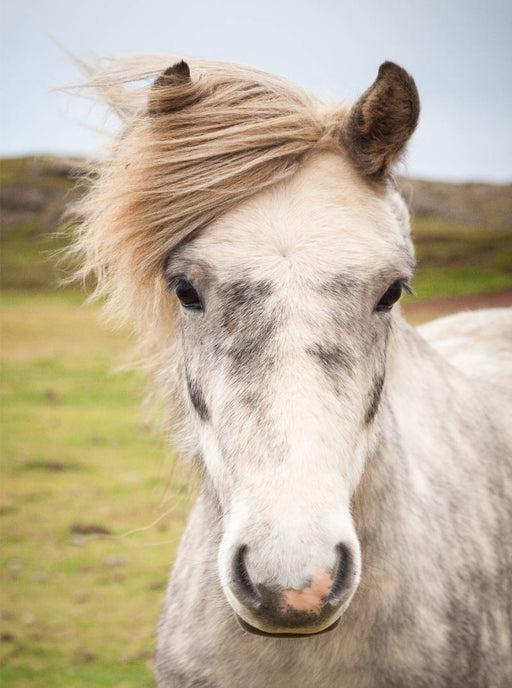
[312,273,365,333]
[215,278,278,378]
[225,318,278,382]
[185,369,209,421]
[219,279,273,332]
[365,373,385,424]
[317,274,360,298]
[307,343,354,378]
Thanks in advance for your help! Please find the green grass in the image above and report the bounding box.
[411,265,512,300]
[411,219,512,299]
[0,293,190,688]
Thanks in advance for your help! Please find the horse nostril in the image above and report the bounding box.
[232,545,262,608]
[328,543,354,604]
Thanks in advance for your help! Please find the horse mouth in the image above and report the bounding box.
[236,614,341,638]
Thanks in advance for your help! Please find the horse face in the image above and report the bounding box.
[166,152,414,636]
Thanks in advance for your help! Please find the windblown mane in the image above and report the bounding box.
[71,56,349,367]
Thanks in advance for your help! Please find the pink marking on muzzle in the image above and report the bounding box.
[283,565,333,613]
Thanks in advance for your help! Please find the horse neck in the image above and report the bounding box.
[345,319,461,624]
[351,314,469,551]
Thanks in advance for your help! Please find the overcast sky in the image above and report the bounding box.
[1,0,511,182]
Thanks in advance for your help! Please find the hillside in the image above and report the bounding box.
[400,176,512,303]
[0,156,84,291]
[1,156,511,308]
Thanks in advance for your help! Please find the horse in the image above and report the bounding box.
[73,57,512,687]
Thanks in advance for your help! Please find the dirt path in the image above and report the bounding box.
[402,289,512,323]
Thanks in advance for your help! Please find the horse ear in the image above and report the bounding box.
[340,62,419,180]
[148,60,196,115]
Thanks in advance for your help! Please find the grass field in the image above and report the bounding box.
[0,291,190,687]
[1,157,511,686]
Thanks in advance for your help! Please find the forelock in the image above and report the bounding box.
[70,56,348,362]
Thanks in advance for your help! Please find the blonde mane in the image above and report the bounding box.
[71,56,349,365]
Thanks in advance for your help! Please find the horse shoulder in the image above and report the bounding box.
[417,307,512,390]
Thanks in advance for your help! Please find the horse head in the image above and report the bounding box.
[152,61,419,636]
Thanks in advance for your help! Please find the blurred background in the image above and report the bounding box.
[1,1,511,686]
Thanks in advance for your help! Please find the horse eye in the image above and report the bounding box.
[376,281,403,312]
[175,279,203,311]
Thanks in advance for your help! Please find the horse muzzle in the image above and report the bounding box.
[227,542,358,637]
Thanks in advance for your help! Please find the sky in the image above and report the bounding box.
[1,0,511,182]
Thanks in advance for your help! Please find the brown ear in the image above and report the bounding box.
[148,60,198,115]
[340,62,419,180]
